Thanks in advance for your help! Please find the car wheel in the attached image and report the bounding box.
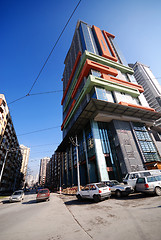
[155,187,161,196]
[115,190,122,198]
[93,195,100,203]
[77,194,82,201]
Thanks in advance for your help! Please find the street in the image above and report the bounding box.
[0,192,161,240]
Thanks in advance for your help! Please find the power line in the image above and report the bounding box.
[9,95,29,105]
[8,0,82,105]
[8,75,161,104]
[27,0,82,95]
[17,126,61,136]
[30,150,54,154]
[28,143,60,148]
[29,90,63,96]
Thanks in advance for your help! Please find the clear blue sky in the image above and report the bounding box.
[1,0,161,175]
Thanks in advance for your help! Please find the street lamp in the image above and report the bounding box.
[69,136,80,191]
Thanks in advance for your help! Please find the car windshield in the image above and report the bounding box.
[140,172,151,177]
[111,180,120,185]
[13,191,22,195]
[155,175,161,181]
[38,189,48,194]
[96,183,106,188]
[147,175,161,182]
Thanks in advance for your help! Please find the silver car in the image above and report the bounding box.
[103,180,133,198]
[9,190,24,202]
[76,183,111,202]
[135,175,161,196]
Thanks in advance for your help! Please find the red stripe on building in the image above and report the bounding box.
[61,51,81,105]
[101,73,144,93]
[92,25,117,62]
[119,101,155,112]
[71,59,118,99]
[61,100,76,130]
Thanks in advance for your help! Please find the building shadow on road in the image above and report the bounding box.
[63,198,104,206]
[22,200,37,204]
[115,192,155,201]
[1,200,10,204]
[22,199,50,204]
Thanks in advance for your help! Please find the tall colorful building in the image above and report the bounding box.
[56,21,161,187]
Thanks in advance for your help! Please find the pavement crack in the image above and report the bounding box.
[60,196,93,239]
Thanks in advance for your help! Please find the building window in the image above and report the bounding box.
[133,123,161,162]
[85,123,95,158]
[91,69,101,78]
[90,87,115,103]
[78,136,85,163]
[79,22,99,54]
[96,87,108,101]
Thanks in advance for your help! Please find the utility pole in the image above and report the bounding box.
[69,136,80,191]
[75,135,80,191]
[59,153,62,194]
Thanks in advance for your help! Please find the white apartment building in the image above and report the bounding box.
[20,144,30,180]
[39,157,50,186]
[130,62,161,127]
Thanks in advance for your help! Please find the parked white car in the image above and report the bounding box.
[102,180,134,198]
[76,183,111,202]
[135,175,161,196]
[9,190,24,202]
[123,169,161,189]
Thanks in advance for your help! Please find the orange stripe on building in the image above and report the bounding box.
[71,59,118,99]
[61,100,76,130]
[101,73,144,93]
[102,30,117,61]
[92,25,117,62]
[61,51,81,105]
[119,101,155,112]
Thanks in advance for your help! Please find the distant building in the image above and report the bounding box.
[26,174,39,187]
[20,144,30,184]
[46,153,62,191]
[130,62,161,127]
[39,157,50,186]
[54,20,161,188]
[130,62,161,169]
[0,94,23,193]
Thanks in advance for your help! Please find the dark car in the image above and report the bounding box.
[36,188,50,202]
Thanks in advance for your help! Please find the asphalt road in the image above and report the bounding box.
[0,192,161,240]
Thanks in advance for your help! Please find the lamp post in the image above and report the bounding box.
[0,149,9,183]
[75,135,80,191]
[69,136,81,191]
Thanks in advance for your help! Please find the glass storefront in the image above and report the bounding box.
[133,123,161,162]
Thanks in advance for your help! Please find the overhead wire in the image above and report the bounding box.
[8,76,161,103]
[8,0,82,105]
[17,125,61,136]
[28,143,60,148]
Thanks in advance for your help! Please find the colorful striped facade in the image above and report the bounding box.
[56,21,161,187]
